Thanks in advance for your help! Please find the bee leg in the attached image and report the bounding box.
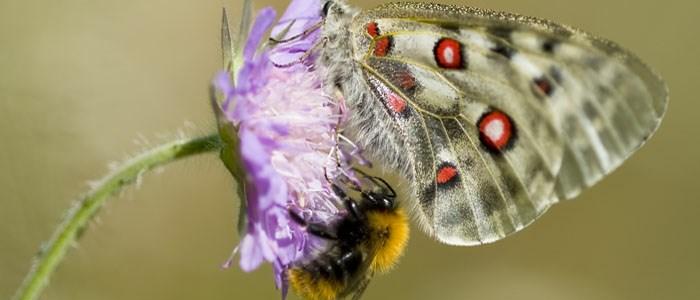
[319,254,344,280]
[288,209,308,226]
[336,248,363,275]
[343,197,366,222]
[330,183,366,222]
[307,224,338,240]
[288,209,338,240]
[316,249,362,282]
[330,183,349,201]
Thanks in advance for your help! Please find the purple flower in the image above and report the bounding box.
[212,0,362,297]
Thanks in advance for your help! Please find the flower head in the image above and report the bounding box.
[212,0,362,296]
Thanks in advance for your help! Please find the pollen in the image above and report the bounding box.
[366,206,410,274]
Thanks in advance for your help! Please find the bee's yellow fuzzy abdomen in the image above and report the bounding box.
[288,267,343,300]
[366,206,410,273]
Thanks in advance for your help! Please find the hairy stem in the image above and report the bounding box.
[13,134,222,300]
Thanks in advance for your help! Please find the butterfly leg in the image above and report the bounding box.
[268,20,322,44]
[338,134,372,167]
[271,38,326,68]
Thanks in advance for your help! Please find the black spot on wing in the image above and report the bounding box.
[488,26,513,41]
[439,23,461,32]
[490,42,516,59]
[478,182,506,216]
[436,197,476,229]
[549,66,563,84]
[419,185,436,221]
[583,99,599,120]
[542,38,560,54]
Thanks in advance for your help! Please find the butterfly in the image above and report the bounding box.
[316,0,668,246]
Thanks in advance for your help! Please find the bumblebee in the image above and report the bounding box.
[288,172,409,300]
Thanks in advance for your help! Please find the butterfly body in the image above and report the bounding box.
[320,1,667,246]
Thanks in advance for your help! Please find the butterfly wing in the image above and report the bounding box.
[346,2,667,245]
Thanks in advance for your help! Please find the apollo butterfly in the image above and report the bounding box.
[320,0,668,247]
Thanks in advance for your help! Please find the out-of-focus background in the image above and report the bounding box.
[1,0,697,299]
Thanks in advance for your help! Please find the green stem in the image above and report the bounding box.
[13,134,222,300]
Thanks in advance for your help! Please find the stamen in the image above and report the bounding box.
[221,245,240,269]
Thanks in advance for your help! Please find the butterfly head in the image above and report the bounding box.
[321,0,357,19]
[321,1,339,17]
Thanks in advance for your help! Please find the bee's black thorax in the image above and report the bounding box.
[335,215,369,248]
[289,171,402,296]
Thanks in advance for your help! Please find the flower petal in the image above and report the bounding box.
[276,0,321,28]
[216,1,372,297]
[243,7,277,61]
[270,0,322,67]
[238,234,263,272]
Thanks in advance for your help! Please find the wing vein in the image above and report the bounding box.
[415,112,440,237]
[444,116,514,235]
[442,118,522,230]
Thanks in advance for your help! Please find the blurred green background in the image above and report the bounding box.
[1,0,697,299]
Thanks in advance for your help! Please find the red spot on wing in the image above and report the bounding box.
[396,70,416,91]
[534,77,554,96]
[478,111,515,152]
[367,22,380,37]
[387,92,407,113]
[436,165,458,185]
[374,36,392,57]
[434,38,464,69]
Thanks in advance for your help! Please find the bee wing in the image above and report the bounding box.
[341,240,386,299]
[348,273,373,300]
[350,3,667,245]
